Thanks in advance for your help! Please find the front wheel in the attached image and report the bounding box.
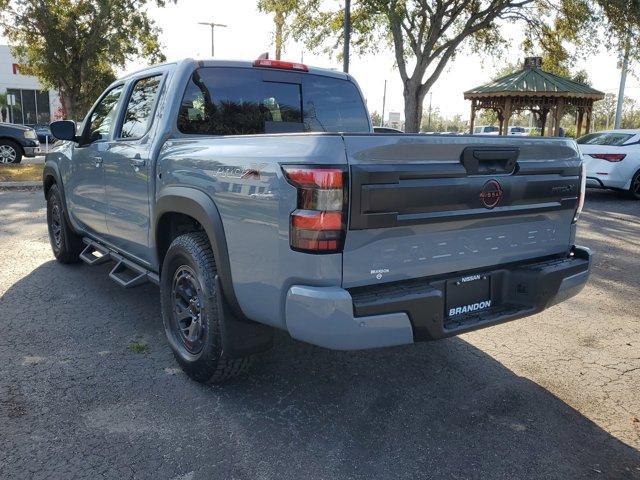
[160,232,252,384]
[46,184,83,263]
[0,140,22,164]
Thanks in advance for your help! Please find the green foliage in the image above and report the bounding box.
[0,0,169,119]
[370,110,381,126]
[258,0,298,59]
[128,341,150,354]
[591,93,640,131]
[290,1,609,132]
[289,0,640,132]
[420,108,468,133]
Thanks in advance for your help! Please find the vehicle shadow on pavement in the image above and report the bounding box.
[1,260,639,480]
[579,190,640,299]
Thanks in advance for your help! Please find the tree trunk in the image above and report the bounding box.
[59,88,78,120]
[403,82,425,133]
[274,11,285,60]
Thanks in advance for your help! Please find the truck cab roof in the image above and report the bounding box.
[119,58,351,82]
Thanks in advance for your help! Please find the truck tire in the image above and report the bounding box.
[160,232,252,384]
[0,139,22,164]
[46,183,83,263]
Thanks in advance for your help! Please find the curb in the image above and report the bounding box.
[0,181,42,190]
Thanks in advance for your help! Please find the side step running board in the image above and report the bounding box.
[81,238,159,288]
[80,241,111,265]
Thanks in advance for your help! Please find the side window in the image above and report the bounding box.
[120,75,162,139]
[301,76,369,132]
[84,85,124,145]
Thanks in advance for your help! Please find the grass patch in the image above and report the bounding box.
[0,164,44,182]
[128,342,150,354]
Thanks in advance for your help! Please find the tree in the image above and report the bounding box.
[0,92,9,122]
[592,93,617,131]
[258,0,298,60]
[370,110,382,126]
[291,1,616,133]
[0,0,168,120]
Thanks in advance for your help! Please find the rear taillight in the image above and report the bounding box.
[283,166,347,253]
[588,153,626,162]
[574,162,587,223]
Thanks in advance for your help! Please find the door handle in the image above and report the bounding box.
[93,156,103,168]
[130,158,146,171]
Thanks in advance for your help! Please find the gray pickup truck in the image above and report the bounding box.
[45,58,591,384]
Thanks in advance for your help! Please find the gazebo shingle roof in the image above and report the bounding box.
[465,57,604,137]
[464,66,605,100]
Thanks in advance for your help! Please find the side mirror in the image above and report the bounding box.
[50,120,78,142]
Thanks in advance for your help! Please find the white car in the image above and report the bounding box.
[472,125,499,135]
[507,126,527,136]
[577,129,640,199]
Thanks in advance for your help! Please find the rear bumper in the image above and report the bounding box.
[284,246,591,350]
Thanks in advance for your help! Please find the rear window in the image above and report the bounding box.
[577,132,634,146]
[475,126,498,133]
[177,67,369,135]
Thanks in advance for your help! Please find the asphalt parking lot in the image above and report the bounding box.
[0,188,639,480]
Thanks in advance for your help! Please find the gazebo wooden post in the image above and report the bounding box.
[469,99,476,133]
[585,105,592,134]
[553,98,564,136]
[540,108,549,136]
[502,98,512,136]
[497,109,505,135]
[576,108,584,138]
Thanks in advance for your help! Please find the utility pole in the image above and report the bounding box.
[343,0,351,73]
[198,21,228,57]
[615,40,630,129]
[381,80,387,127]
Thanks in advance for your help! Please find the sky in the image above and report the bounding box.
[8,0,640,122]
[139,0,639,122]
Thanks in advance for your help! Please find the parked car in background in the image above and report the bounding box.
[577,129,640,199]
[507,126,527,136]
[32,123,56,144]
[373,126,403,133]
[472,125,499,135]
[0,123,40,163]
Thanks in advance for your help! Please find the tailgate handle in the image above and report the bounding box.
[461,147,519,175]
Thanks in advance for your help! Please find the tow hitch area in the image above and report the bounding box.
[349,247,591,341]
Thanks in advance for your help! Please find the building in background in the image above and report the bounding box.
[0,45,61,125]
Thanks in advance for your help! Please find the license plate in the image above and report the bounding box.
[446,274,492,318]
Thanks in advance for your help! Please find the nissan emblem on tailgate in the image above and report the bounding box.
[479,180,503,209]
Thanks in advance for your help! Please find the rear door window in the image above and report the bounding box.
[177,67,369,135]
[302,75,369,132]
[577,132,635,146]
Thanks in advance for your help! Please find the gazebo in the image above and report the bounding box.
[464,57,605,136]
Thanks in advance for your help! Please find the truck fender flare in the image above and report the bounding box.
[43,161,62,197]
[42,162,79,232]
[155,186,247,320]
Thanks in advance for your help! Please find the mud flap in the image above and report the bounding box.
[215,276,274,358]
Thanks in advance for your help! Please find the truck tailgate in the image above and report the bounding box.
[342,135,582,288]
